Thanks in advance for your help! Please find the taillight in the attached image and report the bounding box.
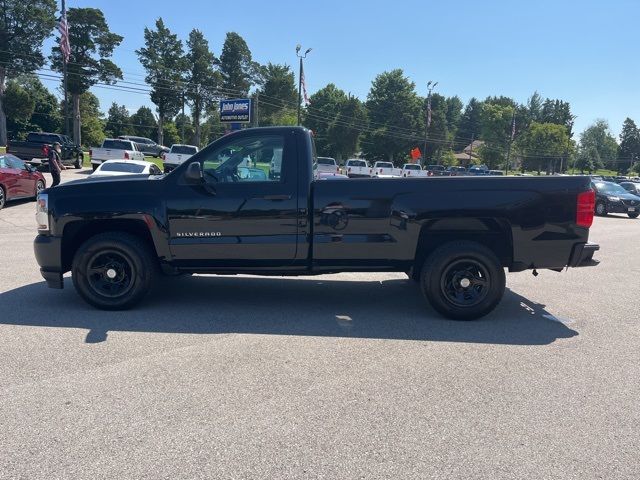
[42,145,49,156]
[336,166,339,172]
[89,149,93,158]
[577,189,595,228]
[124,152,130,160]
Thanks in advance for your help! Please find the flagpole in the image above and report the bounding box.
[423,81,437,166]
[505,110,515,175]
[61,0,69,137]
[295,45,311,126]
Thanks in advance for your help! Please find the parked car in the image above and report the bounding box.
[488,170,505,176]
[401,164,429,178]
[90,139,146,170]
[34,126,600,321]
[468,165,489,176]
[345,159,372,178]
[313,157,340,178]
[162,144,199,172]
[373,161,402,177]
[592,181,640,218]
[425,165,446,176]
[118,136,169,158]
[446,166,467,176]
[315,172,349,180]
[6,132,83,169]
[619,181,640,196]
[90,160,163,177]
[0,154,46,210]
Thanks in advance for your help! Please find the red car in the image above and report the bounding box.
[0,154,46,210]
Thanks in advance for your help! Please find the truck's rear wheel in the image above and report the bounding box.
[420,241,505,320]
[72,232,157,310]
[74,153,83,169]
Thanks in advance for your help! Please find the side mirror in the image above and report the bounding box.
[183,162,203,184]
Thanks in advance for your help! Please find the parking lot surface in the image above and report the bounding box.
[1,169,639,479]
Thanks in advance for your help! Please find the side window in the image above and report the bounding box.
[198,134,284,183]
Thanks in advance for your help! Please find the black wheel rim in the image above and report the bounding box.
[440,258,490,308]
[87,249,135,298]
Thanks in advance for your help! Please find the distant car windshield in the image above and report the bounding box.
[99,162,146,173]
[404,164,421,170]
[594,182,627,195]
[317,158,336,165]
[348,160,367,167]
[427,165,445,170]
[376,162,393,168]
[103,140,133,150]
[171,145,198,154]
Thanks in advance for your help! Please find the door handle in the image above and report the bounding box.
[255,194,292,201]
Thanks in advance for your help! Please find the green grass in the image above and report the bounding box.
[0,146,5,154]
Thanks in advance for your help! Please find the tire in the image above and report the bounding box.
[420,241,506,320]
[72,232,158,310]
[629,212,639,219]
[595,201,607,216]
[0,186,5,210]
[34,180,45,197]
[74,153,83,169]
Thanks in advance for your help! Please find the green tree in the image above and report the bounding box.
[256,63,297,126]
[130,106,157,138]
[333,95,367,159]
[105,103,132,137]
[516,122,572,174]
[201,114,223,145]
[22,75,62,134]
[162,120,180,147]
[445,96,463,137]
[184,29,219,146]
[575,145,599,173]
[526,91,543,123]
[362,69,423,162]
[137,18,186,145]
[579,120,619,171]
[540,99,575,137]
[0,0,56,145]
[78,91,105,147]
[51,8,122,145]
[219,32,256,97]
[456,97,482,147]
[303,83,348,158]
[424,93,451,162]
[478,103,514,169]
[3,80,35,139]
[174,112,195,145]
[618,118,640,173]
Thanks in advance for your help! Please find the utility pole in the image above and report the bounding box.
[296,44,312,126]
[468,133,475,166]
[423,81,437,166]
[61,0,69,138]
[181,92,185,143]
[505,110,515,175]
[254,92,260,127]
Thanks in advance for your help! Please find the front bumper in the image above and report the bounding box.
[568,242,600,267]
[33,235,64,288]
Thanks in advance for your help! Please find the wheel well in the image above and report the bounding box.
[412,219,513,278]
[61,219,157,271]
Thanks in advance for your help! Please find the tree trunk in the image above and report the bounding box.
[194,103,201,147]
[72,93,81,145]
[0,67,7,147]
[158,116,164,146]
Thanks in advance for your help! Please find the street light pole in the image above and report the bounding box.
[296,45,312,126]
[423,81,437,166]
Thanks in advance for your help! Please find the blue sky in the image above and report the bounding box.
[42,0,640,138]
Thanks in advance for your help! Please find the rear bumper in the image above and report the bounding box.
[568,242,600,267]
[33,234,64,288]
[607,202,639,214]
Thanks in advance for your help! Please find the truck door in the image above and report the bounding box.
[166,130,299,268]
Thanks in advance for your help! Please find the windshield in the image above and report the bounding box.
[317,158,336,166]
[99,162,146,173]
[348,160,367,167]
[376,162,393,168]
[427,165,445,170]
[594,182,628,195]
[404,164,421,170]
[103,140,134,150]
[171,145,198,154]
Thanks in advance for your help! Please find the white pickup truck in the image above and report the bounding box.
[401,163,429,178]
[373,161,402,177]
[90,139,145,170]
[313,157,340,178]
[345,159,372,178]
[162,144,199,172]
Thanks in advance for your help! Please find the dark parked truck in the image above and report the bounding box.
[7,132,84,168]
[33,127,600,320]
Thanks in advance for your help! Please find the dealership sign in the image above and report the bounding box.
[220,98,252,123]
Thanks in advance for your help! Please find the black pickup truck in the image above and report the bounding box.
[7,132,83,169]
[33,127,599,320]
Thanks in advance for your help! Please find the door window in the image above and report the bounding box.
[197,134,285,183]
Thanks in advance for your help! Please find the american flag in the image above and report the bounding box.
[301,62,310,105]
[58,0,71,64]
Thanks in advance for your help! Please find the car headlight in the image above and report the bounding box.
[607,196,620,202]
[36,193,49,232]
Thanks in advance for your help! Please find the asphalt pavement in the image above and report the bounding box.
[1,169,639,479]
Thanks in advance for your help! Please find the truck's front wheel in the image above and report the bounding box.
[420,241,505,320]
[72,232,157,310]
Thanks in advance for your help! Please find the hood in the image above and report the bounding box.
[43,173,164,196]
